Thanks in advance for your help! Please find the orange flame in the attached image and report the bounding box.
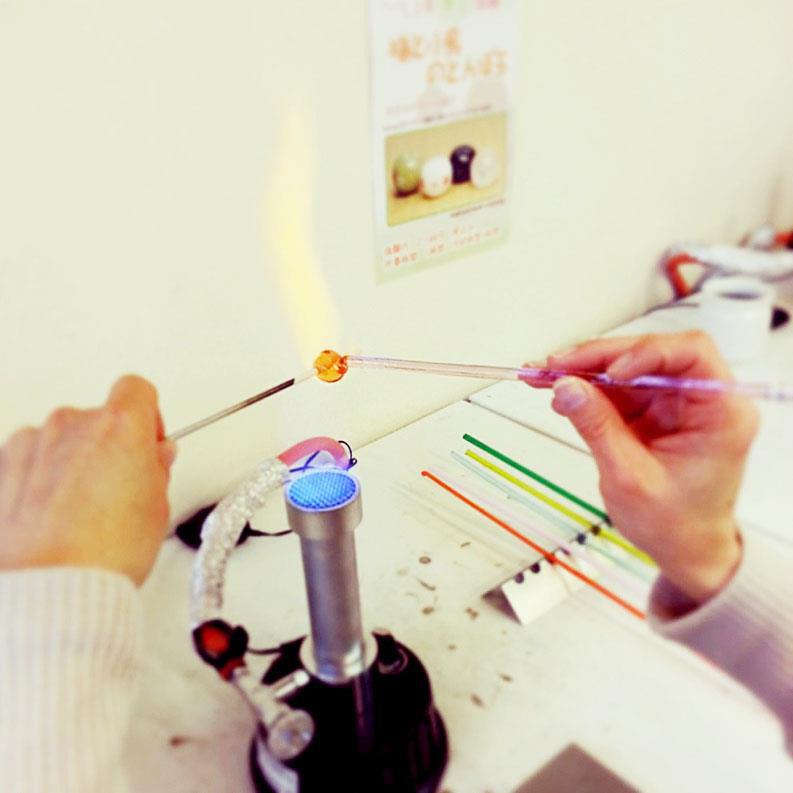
[263,106,341,367]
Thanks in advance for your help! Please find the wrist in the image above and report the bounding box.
[664,528,743,605]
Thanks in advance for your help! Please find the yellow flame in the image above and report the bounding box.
[263,106,341,367]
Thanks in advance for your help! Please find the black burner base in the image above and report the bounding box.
[249,633,448,793]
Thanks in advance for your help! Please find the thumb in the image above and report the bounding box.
[551,377,647,475]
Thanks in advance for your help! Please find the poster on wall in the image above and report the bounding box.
[369,0,518,281]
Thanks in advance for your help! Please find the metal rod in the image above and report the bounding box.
[167,370,314,441]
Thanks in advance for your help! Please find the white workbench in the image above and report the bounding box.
[128,307,793,792]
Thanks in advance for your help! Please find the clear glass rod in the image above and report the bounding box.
[343,355,793,402]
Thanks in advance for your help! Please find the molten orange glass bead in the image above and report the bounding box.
[314,349,349,383]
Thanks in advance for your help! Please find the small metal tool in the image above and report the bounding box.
[167,370,315,442]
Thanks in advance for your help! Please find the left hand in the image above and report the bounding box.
[0,375,176,585]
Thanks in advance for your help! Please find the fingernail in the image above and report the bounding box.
[553,378,589,413]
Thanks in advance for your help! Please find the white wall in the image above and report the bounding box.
[2,1,793,518]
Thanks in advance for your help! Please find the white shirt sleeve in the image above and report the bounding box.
[649,534,793,754]
[0,567,142,793]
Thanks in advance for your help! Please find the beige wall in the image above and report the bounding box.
[2,1,793,517]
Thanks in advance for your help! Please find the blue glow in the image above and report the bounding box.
[287,470,358,511]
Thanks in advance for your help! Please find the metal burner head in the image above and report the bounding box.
[285,469,362,540]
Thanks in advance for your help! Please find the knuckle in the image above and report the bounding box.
[683,329,708,345]
[638,333,662,348]
[8,426,37,445]
[46,406,79,430]
[685,329,718,356]
[627,338,656,364]
[610,336,665,377]
[51,407,72,424]
[640,334,669,359]
[99,405,134,437]
[3,426,38,456]
[94,409,118,437]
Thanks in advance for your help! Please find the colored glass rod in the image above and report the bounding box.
[466,450,592,528]
[450,451,654,584]
[463,434,608,522]
[463,448,655,567]
[441,463,647,596]
[338,353,793,401]
[421,469,645,620]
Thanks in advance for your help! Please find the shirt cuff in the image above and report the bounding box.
[0,567,143,792]
[649,534,793,752]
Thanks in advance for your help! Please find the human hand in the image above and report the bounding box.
[0,376,176,585]
[533,331,758,604]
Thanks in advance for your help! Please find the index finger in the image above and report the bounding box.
[546,336,642,373]
[606,331,732,381]
[105,375,160,433]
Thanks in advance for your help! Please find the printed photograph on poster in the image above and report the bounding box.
[386,113,507,226]
[369,0,518,281]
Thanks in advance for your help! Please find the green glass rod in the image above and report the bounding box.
[462,433,609,523]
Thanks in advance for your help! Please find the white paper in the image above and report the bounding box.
[498,556,585,625]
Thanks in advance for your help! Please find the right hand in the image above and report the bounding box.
[0,375,176,586]
[532,331,758,604]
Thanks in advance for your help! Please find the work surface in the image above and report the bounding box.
[129,309,793,792]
